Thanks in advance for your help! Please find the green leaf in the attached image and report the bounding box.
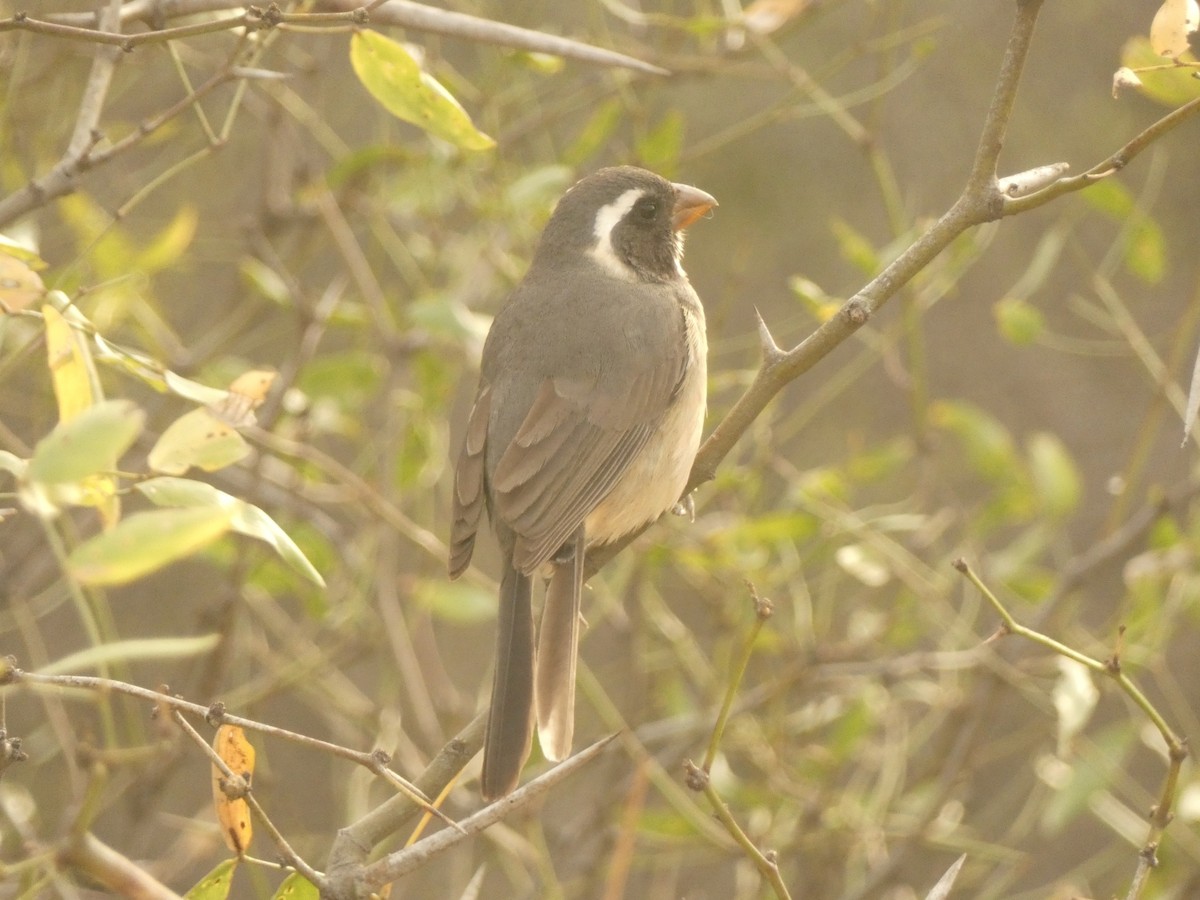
[148,407,251,475]
[565,98,623,166]
[507,51,565,75]
[1081,179,1166,284]
[36,635,221,675]
[350,31,495,151]
[185,858,238,900]
[929,400,1020,481]
[1081,178,1136,219]
[273,872,320,900]
[636,110,685,176]
[1125,216,1166,284]
[135,204,198,273]
[136,477,326,587]
[830,218,880,275]
[68,506,235,586]
[1027,431,1082,518]
[296,351,384,409]
[415,577,496,624]
[994,296,1045,345]
[239,256,292,306]
[27,399,144,485]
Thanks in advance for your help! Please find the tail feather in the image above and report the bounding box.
[535,527,585,762]
[481,560,535,799]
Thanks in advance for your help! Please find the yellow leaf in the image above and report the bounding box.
[43,304,102,422]
[67,506,234,585]
[36,310,124,525]
[0,252,46,312]
[212,368,276,428]
[1150,0,1199,58]
[212,724,256,856]
[350,31,495,151]
[148,408,250,475]
[136,205,198,273]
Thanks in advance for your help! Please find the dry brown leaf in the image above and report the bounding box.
[212,724,256,855]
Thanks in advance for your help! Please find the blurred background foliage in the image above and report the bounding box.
[2,0,1200,897]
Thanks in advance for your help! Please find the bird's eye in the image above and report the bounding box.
[635,199,658,220]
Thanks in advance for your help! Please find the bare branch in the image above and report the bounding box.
[17,0,670,75]
[355,735,617,895]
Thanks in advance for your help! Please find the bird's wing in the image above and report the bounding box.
[490,350,685,574]
[449,383,491,578]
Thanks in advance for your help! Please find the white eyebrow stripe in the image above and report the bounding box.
[588,187,644,281]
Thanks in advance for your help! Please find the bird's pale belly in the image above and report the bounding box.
[585,309,706,545]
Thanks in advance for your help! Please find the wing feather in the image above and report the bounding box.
[448,385,491,578]
[491,358,681,574]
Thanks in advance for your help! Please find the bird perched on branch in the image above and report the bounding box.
[449,166,717,798]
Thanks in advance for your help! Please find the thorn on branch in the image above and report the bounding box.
[753,306,783,362]
[0,655,17,685]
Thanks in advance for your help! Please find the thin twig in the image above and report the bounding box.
[354,735,617,893]
[683,762,792,900]
[3,665,444,819]
[8,0,669,74]
[951,559,1189,900]
[587,0,1200,576]
[702,584,771,772]
[171,710,325,886]
[323,711,487,898]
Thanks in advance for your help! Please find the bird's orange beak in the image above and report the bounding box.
[671,183,718,231]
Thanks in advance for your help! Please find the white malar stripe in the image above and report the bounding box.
[588,187,644,281]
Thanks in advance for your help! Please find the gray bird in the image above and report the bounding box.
[449,166,717,798]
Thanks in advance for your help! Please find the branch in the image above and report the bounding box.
[330,0,669,75]
[589,0,1200,575]
[172,710,324,887]
[1002,92,1200,214]
[585,0,1048,574]
[3,663,442,820]
[952,560,1189,900]
[57,831,183,899]
[12,0,669,75]
[0,57,240,228]
[324,710,485,896]
[355,734,616,895]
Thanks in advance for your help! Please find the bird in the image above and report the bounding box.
[449,166,717,799]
